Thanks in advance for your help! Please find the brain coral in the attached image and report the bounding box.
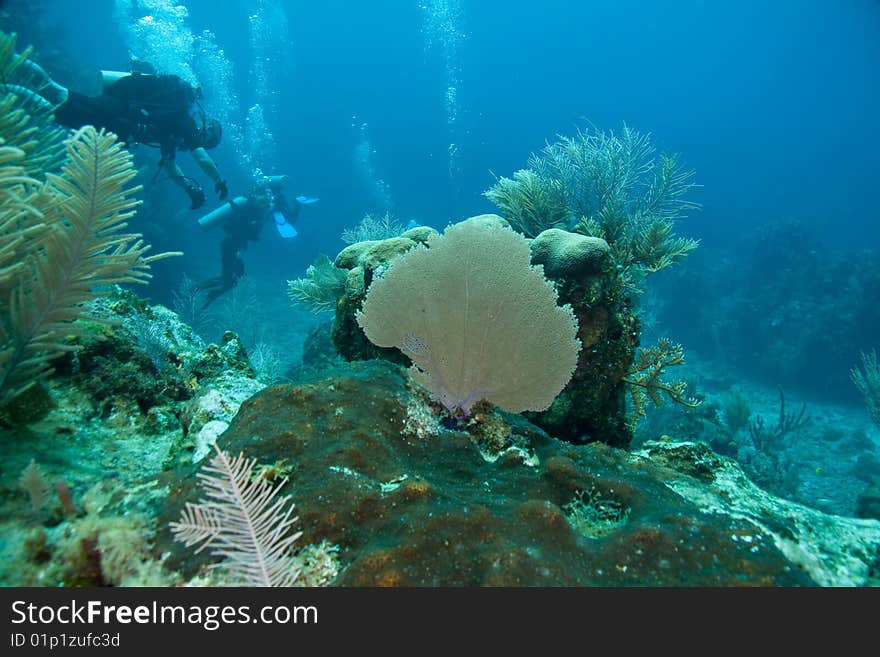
[530,228,610,279]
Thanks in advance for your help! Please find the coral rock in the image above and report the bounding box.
[161,360,880,586]
[400,226,439,244]
[454,212,510,232]
[530,228,610,279]
[334,237,419,271]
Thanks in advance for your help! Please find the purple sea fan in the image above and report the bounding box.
[356,215,581,416]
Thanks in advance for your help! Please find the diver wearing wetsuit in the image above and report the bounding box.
[53,71,228,210]
[195,176,317,309]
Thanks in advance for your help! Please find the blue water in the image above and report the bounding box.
[28,0,879,246]
[5,0,879,400]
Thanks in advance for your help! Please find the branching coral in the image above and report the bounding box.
[485,123,700,291]
[748,387,810,452]
[0,126,178,403]
[623,337,701,427]
[341,210,406,244]
[170,445,303,587]
[286,254,347,314]
[483,169,569,238]
[852,349,880,429]
[536,125,699,224]
[0,33,179,405]
[0,144,45,301]
[0,31,66,176]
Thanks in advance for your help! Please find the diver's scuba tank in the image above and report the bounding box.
[198,196,249,229]
[100,70,131,92]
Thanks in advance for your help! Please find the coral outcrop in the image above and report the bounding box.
[523,224,636,447]
[331,214,636,447]
[0,290,271,586]
[4,296,878,587]
[160,359,880,586]
[530,228,610,279]
[331,225,437,364]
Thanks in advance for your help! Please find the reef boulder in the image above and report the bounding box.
[329,215,635,448]
[530,228,610,279]
[160,359,880,586]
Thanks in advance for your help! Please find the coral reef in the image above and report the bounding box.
[158,359,880,586]
[0,290,286,586]
[328,214,654,447]
[2,293,877,587]
[654,218,880,405]
[2,31,872,591]
[479,123,702,445]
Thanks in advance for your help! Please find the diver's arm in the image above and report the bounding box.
[163,157,191,189]
[191,147,228,199]
[164,156,207,209]
[191,147,222,185]
[163,157,184,185]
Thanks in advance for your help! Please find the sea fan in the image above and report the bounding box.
[170,445,303,587]
[356,217,581,416]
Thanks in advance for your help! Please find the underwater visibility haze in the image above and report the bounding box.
[0,0,879,588]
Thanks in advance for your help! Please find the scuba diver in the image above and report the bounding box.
[194,175,319,309]
[9,55,227,210]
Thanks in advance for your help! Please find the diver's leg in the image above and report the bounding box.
[229,250,245,284]
[200,283,231,310]
[220,236,246,287]
[199,237,242,309]
[194,276,223,292]
[2,83,59,114]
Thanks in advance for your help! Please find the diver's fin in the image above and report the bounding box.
[274,211,298,238]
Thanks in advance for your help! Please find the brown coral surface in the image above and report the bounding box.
[159,359,852,586]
